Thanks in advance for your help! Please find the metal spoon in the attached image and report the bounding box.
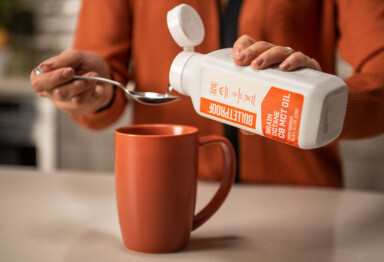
[33,67,180,105]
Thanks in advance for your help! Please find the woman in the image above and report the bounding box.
[30,0,384,187]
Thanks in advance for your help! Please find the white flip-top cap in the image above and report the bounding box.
[167,4,205,50]
[169,51,195,94]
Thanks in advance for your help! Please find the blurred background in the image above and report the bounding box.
[0,0,131,173]
[0,0,383,191]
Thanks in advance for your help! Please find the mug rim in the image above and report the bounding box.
[115,124,198,138]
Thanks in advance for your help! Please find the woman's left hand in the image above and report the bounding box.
[232,35,322,72]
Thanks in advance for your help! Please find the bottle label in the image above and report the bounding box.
[200,67,303,146]
[200,98,256,128]
[261,87,303,146]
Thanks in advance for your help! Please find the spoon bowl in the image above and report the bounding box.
[33,68,181,105]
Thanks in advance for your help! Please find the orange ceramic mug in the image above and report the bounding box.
[115,124,236,253]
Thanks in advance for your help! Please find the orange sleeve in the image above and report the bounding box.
[71,0,132,129]
[337,0,384,139]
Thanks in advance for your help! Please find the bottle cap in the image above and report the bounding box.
[169,51,195,94]
[167,4,205,50]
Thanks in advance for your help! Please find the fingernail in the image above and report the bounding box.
[232,48,241,58]
[88,72,98,77]
[280,62,291,71]
[38,92,46,97]
[235,51,246,61]
[40,63,54,72]
[62,68,73,78]
[240,129,254,136]
[253,57,264,67]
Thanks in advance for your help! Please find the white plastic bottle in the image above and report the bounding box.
[167,4,348,149]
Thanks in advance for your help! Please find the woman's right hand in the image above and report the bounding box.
[30,49,114,116]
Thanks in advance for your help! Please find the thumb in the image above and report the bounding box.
[38,48,82,73]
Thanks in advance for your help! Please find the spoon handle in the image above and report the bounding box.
[33,67,180,105]
[33,67,127,91]
[72,75,127,90]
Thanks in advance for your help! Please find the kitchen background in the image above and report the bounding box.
[0,0,383,191]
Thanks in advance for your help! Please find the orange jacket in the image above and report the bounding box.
[73,0,384,187]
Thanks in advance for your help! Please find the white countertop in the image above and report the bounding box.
[0,167,383,262]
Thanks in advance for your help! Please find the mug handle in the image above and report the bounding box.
[192,135,236,231]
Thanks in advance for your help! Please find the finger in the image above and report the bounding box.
[31,48,83,85]
[37,91,48,98]
[50,87,96,116]
[31,49,81,81]
[53,81,113,116]
[234,41,275,66]
[51,80,113,116]
[240,129,255,136]
[47,72,98,101]
[38,49,82,72]
[31,67,75,93]
[279,52,322,71]
[251,46,294,69]
[69,88,95,108]
[232,35,256,58]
